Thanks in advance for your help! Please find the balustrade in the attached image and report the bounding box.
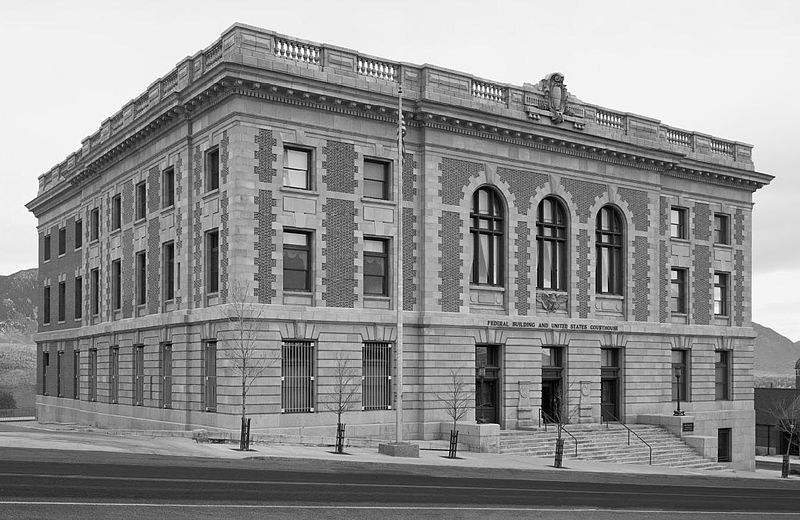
[710,139,735,157]
[666,128,692,147]
[274,38,320,65]
[205,41,223,67]
[595,109,625,129]
[161,71,178,94]
[471,80,506,104]
[357,57,397,81]
[134,95,149,117]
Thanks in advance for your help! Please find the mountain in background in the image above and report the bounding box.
[753,322,800,376]
[0,268,37,344]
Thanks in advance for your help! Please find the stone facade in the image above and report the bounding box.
[27,24,772,471]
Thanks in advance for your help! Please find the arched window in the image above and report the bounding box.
[536,197,567,291]
[596,205,623,295]
[470,187,504,286]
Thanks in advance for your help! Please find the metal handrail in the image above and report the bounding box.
[602,409,652,465]
[538,409,578,457]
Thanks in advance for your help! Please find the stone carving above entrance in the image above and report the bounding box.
[536,291,569,313]
[524,73,585,129]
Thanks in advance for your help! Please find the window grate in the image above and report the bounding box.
[282,341,315,413]
[362,342,392,411]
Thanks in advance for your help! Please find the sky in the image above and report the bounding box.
[1,0,798,340]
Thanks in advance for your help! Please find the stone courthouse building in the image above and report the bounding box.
[28,24,772,470]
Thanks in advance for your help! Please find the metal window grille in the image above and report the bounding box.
[110,347,119,404]
[362,342,392,411]
[204,341,217,411]
[73,350,80,399]
[57,351,63,397]
[281,341,315,413]
[134,345,144,406]
[88,349,97,401]
[161,343,172,408]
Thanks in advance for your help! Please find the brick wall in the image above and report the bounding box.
[322,198,357,307]
[322,141,357,194]
[438,211,463,312]
[693,244,711,325]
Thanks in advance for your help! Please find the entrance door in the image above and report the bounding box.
[541,378,562,423]
[601,378,618,422]
[475,345,499,424]
[718,428,732,463]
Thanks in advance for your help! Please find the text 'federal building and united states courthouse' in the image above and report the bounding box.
[26,23,772,470]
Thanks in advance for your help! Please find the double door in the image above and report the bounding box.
[476,345,499,424]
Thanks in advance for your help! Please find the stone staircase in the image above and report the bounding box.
[500,423,730,470]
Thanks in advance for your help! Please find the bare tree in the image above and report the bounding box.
[222,280,275,450]
[770,393,800,478]
[325,351,360,453]
[548,380,581,468]
[436,368,471,458]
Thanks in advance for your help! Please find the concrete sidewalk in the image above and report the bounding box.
[0,419,795,481]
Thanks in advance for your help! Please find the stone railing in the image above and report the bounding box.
[357,57,398,81]
[274,37,321,65]
[471,80,506,104]
[595,108,625,129]
[36,24,756,195]
[665,128,692,147]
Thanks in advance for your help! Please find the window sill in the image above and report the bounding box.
[670,237,690,243]
[74,247,82,252]
[58,253,65,258]
[110,228,122,236]
[134,217,147,225]
[362,196,394,206]
[161,205,175,215]
[280,186,317,196]
[714,243,732,249]
[202,189,220,200]
[364,295,391,309]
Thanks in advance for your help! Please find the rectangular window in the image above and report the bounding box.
[281,340,315,413]
[135,251,147,306]
[90,208,100,241]
[90,268,100,316]
[57,350,63,397]
[43,234,51,261]
[110,346,119,404]
[718,428,732,463]
[42,351,49,395]
[75,219,83,249]
[205,230,219,294]
[670,207,687,239]
[133,344,144,406]
[135,181,147,220]
[204,340,217,411]
[205,147,220,192]
[542,346,563,368]
[73,350,80,399]
[364,159,389,200]
[57,281,66,322]
[161,343,172,408]
[74,276,82,320]
[283,230,311,292]
[43,286,51,324]
[111,259,121,311]
[363,342,391,410]
[112,194,121,231]
[671,349,688,402]
[714,272,729,316]
[163,242,175,301]
[363,238,389,296]
[283,147,311,190]
[88,348,97,402]
[714,213,730,245]
[715,350,730,400]
[670,268,687,314]
[58,227,66,256]
[162,167,175,208]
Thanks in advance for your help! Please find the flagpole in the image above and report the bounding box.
[394,82,404,444]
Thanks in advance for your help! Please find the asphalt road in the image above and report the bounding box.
[0,448,798,519]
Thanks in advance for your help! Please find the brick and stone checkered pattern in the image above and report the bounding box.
[255,129,277,183]
[255,190,276,304]
[438,210,463,312]
[122,180,134,226]
[402,207,417,311]
[174,153,183,306]
[402,153,417,202]
[321,198,357,307]
[693,202,711,242]
[192,201,202,308]
[220,132,230,185]
[561,178,606,223]
[658,196,670,322]
[576,228,591,318]
[632,235,650,321]
[148,165,160,213]
[734,209,745,245]
[693,244,711,325]
[322,141,357,194]
[515,221,531,315]
[147,219,161,315]
[734,249,745,326]
[618,187,649,232]
[122,228,133,319]
[439,158,482,206]
[220,192,229,303]
[497,168,548,215]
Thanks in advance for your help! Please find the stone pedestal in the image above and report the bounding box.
[378,442,420,458]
